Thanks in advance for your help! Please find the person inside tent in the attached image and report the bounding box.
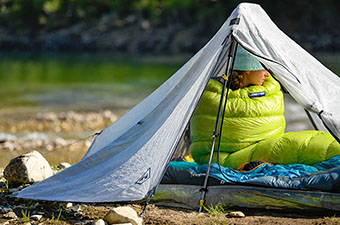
[190,46,340,170]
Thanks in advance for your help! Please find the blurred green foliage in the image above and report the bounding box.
[0,0,217,28]
[0,0,339,33]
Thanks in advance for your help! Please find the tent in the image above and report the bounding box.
[14,3,340,211]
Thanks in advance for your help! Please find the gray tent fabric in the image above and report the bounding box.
[14,3,340,203]
[154,185,340,210]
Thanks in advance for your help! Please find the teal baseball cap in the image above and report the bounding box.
[233,46,264,71]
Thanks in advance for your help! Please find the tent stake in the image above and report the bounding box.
[198,37,238,212]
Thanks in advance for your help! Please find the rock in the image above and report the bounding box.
[0,207,13,213]
[94,219,107,225]
[70,205,81,212]
[55,137,67,146]
[104,206,142,225]
[12,204,25,209]
[141,20,151,30]
[0,133,17,142]
[57,162,71,170]
[64,202,73,208]
[3,211,17,219]
[0,221,10,225]
[31,214,43,221]
[2,142,16,151]
[227,211,246,218]
[0,169,4,178]
[4,150,53,185]
[73,212,82,217]
[73,220,92,225]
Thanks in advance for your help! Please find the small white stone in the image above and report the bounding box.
[94,219,107,225]
[31,214,43,221]
[3,211,17,219]
[64,202,73,208]
[227,211,245,218]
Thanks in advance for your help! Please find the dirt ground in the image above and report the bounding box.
[143,204,340,225]
[1,187,340,225]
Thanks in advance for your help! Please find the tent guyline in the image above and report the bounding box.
[42,130,103,156]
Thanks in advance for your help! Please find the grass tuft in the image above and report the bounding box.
[21,209,30,223]
[203,202,231,217]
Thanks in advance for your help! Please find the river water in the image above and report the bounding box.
[0,52,187,111]
[0,52,339,168]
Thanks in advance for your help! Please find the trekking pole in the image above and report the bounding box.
[198,37,238,212]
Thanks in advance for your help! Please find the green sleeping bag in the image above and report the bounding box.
[190,75,340,169]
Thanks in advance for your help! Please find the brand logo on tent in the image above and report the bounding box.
[136,168,151,185]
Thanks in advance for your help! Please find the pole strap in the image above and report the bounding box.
[200,200,205,207]
[200,187,209,193]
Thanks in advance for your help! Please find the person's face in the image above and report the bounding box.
[243,70,269,86]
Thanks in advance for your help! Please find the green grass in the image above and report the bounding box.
[4,180,9,193]
[51,203,63,223]
[51,209,62,223]
[203,202,231,217]
[21,209,31,223]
